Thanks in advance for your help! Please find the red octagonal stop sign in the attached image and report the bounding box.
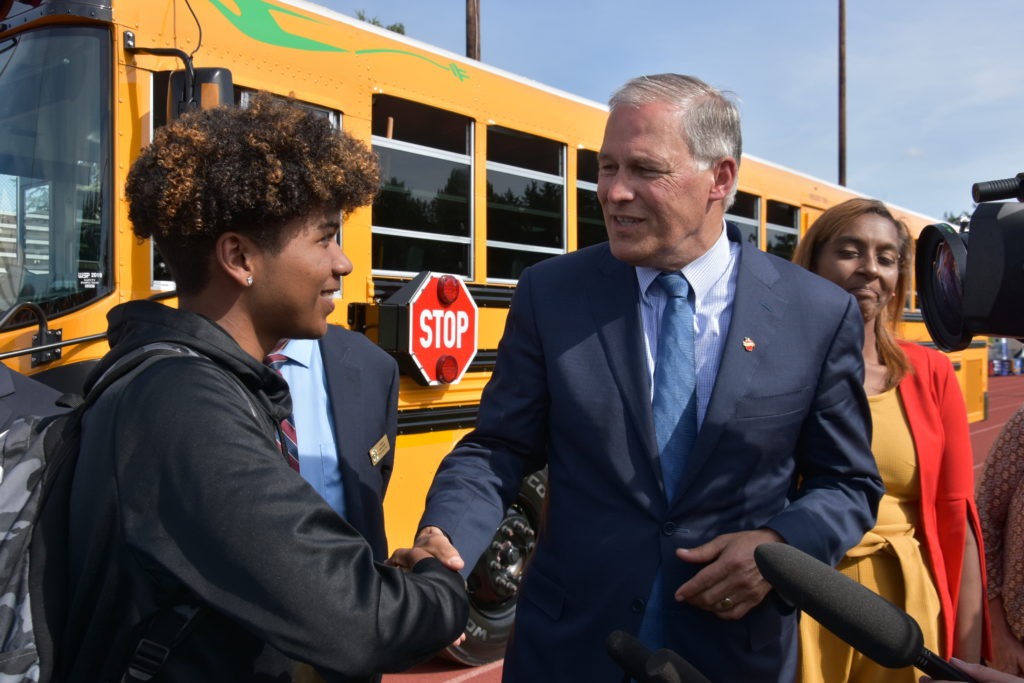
[400,272,478,385]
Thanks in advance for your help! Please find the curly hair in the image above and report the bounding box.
[126,92,380,294]
[792,197,914,390]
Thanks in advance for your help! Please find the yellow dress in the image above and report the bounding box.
[798,388,942,683]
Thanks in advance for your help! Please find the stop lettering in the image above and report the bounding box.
[418,309,471,350]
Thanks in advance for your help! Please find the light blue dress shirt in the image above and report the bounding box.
[637,223,740,427]
[277,338,346,518]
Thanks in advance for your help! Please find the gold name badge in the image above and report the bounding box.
[369,435,390,466]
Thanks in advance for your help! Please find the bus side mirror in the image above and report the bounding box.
[167,67,234,120]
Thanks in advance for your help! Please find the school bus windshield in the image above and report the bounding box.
[0,26,111,320]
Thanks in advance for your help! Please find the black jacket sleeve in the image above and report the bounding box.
[113,358,467,677]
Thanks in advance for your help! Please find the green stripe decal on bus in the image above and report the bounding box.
[209,0,346,52]
[210,0,470,80]
[354,49,470,81]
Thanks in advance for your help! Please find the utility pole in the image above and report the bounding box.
[838,0,847,186]
[467,0,480,60]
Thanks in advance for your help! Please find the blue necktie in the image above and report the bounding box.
[652,272,697,501]
[638,272,698,652]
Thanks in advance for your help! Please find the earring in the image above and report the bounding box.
[245,275,253,286]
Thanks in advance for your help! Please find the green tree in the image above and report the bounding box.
[943,209,973,225]
[354,10,405,34]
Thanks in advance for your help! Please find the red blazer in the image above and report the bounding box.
[898,340,990,658]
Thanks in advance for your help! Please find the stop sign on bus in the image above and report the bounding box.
[379,272,478,386]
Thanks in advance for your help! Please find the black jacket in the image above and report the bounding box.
[60,301,467,682]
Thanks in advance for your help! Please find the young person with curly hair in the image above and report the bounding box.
[57,93,467,682]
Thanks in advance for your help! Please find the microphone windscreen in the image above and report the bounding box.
[647,648,712,683]
[606,629,652,681]
[754,542,921,668]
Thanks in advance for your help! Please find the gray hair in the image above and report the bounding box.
[609,74,742,207]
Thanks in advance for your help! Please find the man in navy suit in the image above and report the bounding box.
[276,324,398,561]
[400,74,882,681]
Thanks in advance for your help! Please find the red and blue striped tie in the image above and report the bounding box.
[264,351,301,472]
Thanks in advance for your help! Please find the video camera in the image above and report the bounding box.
[915,173,1024,351]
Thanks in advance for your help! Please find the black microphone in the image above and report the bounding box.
[607,629,653,682]
[754,543,978,683]
[646,647,712,683]
[605,630,711,683]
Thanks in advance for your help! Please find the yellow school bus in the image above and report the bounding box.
[0,0,986,665]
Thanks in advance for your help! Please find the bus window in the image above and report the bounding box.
[239,89,339,127]
[727,190,760,248]
[766,199,800,260]
[371,96,472,277]
[0,26,110,320]
[576,148,605,248]
[486,126,565,282]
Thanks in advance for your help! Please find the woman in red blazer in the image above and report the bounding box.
[793,198,989,682]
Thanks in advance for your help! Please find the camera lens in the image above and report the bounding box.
[934,242,963,330]
[915,222,970,352]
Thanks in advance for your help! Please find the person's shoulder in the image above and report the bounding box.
[117,352,238,403]
[323,325,398,369]
[754,248,829,283]
[0,363,62,403]
[562,241,611,263]
[741,245,851,304]
[84,353,250,444]
[897,339,952,375]
[323,324,382,352]
[0,365,65,429]
[525,242,624,283]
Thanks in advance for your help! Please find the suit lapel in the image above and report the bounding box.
[669,243,787,506]
[319,333,365,528]
[588,248,660,469]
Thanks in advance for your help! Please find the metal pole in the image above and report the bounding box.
[467,0,480,60]
[838,0,847,186]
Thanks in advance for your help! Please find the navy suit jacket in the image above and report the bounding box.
[0,364,65,430]
[421,228,882,682]
[319,325,399,562]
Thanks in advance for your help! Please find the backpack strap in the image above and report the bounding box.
[86,343,199,405]
[120,604,203,683]
[91,343,258,418]
[56,392,85,410]
[94,342,264,682]
[84,343,211,683]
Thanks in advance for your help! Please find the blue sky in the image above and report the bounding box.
[314,0,1024,221]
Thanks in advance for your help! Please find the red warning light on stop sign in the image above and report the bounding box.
[407,273,478,385]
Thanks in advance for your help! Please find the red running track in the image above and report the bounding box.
[384,373,1024,683]
[971,373,1024,472]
